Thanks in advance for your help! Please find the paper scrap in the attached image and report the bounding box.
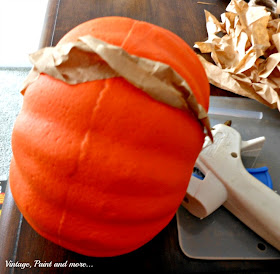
[22,35,212,138]
[195,0,280,111]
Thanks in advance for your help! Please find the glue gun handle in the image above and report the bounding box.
[224,170,280,251]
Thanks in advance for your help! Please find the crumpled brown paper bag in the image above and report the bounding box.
[195,0,280,110]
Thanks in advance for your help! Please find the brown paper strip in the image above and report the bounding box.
[22,35,211,138]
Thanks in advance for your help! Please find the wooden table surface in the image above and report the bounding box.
[1,0,279,273]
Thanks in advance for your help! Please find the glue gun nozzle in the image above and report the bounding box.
[224,120,232,127]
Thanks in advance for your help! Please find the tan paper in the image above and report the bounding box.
[195,0,280,111]
[22,35,212,138]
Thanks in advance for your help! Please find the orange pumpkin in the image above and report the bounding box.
[9,17,209,257]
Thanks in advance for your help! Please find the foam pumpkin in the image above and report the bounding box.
[9,17,210,257]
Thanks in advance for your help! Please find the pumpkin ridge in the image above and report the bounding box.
[35,220,162,257]
[76,79,108,166]
[120,20,138,48]
[11,110,82,184]
[57,206,67,245]
[57,80,108,240]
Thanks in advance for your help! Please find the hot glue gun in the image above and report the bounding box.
[183,123,280,251]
